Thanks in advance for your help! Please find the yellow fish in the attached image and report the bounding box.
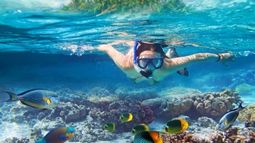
[164,118,189,134]
[120,113,133,123]
[132,124,150,134]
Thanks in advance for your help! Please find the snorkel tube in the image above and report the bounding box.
[133,40,139,64]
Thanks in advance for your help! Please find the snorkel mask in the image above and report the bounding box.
[134,40,164,78]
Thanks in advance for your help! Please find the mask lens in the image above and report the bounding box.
[138,58,149,69]
[152,58,163,69]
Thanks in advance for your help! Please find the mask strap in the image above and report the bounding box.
[133,40,140,64]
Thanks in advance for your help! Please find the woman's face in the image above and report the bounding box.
[134,43,164,78]
[139,50,161,58]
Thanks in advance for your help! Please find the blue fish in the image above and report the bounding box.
[216,103,245,131]
[0,89,58,110]
[36,127,75,143]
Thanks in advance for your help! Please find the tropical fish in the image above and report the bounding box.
[103,122,116,132]
[36,127,75,143]
[0,89,58,110]
[132,124,150,134]
[216,103,245,131]
[133,131,163,143]
[164,118,189,134]
[120,113,133,123]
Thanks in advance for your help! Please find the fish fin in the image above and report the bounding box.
[177,68,189,76]
[1,91,19,101]
[238,102,246,110]
[227,102,246,112]
[17,88,47,96]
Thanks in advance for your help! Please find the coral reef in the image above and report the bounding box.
[2,88,154,142]
[195,116,217,128]
[0,88,251,143]
[89,100,155,132]
[194,89,240,117]
[162,121,255,143]
[3,138,29,143]
[209,128,255,143]
[142,89,241,119]
[238,104,255,128]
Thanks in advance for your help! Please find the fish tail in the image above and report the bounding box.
[238,102,246,110]
[2,91,18,101]
[239,103,242,108]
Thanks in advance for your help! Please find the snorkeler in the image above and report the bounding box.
[98,40,233,83]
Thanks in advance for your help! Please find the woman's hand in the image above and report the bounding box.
[218,52,234,61]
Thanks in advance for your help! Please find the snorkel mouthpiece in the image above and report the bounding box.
[140,70,153,78]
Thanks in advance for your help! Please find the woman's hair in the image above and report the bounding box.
[135,41,168,58]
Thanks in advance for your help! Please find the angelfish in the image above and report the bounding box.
[216,103,245,131]
[36,127,75,143]
[1,89,58,110]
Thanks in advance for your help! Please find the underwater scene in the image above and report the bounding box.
[0,0,255,143]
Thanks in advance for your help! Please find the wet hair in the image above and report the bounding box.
[135,41,168,58]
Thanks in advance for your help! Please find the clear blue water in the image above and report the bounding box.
[0,0,254,141]
[0,0,254,90]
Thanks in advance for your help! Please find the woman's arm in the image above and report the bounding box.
[164,52,232,70]
[98,40,134,69]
